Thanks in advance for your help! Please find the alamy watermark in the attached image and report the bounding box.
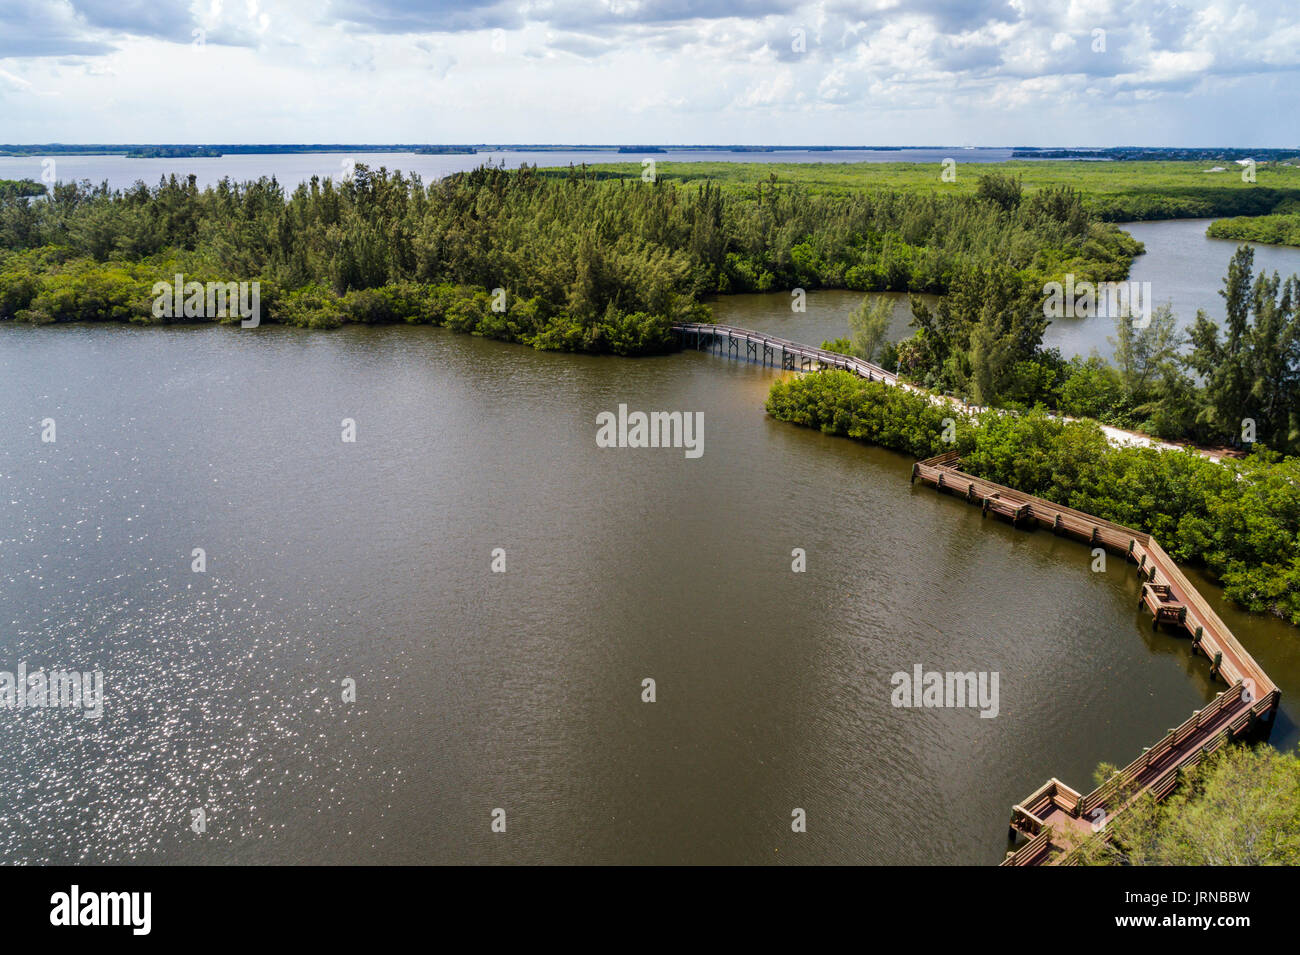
[0,664,104,719]
[596,404,704,459]
[890,664,999,718]
[50,885,150,935]
[1043,275,1152,328]
[151,274,261,327]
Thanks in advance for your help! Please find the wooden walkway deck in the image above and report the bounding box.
[672,322,900,386]
[673,321,1282,863]
[670,321,1231,460]
[911,452,1281,865]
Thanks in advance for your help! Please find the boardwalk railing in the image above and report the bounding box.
[673,322,1284,864]
[671,322,900,386]
[909,453,1281,866]
[672,321,1223,460]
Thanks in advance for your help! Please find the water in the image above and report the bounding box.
[711,221,1300,366]
[1046,219,1300,362]
[0,148,1015,192]
[2,321,1292,864]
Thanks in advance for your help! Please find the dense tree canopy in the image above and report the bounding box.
[3,165,1297,454]
[894,245,1300,455]
[0,163,1139,358]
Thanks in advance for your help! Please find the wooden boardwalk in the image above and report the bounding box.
[673,321,1282,863]
[671,321,1228,460]
[911,452,1281,865]
[672,322,900,385]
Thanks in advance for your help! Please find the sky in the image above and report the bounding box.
[0,0,1298,146]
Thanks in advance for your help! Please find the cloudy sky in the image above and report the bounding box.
[1,0,1298,146]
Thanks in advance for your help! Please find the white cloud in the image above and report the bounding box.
[0,0,1295,144]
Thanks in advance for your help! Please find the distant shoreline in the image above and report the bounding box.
[3,145,1297,160]
[0,143,989,158]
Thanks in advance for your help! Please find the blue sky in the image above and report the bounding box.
[1,0,1298,146]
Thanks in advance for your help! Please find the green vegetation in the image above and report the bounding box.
[3,157,1298,625]
[765,370,1300,623]
[542,159,1300,221]
[4,160,1296,451]
[2,158,1295,451]
[413,146,477,154]
[0,162,1138,355]
[0,179,46,200]
[906,258,1051,407]
[846,295,893,362]
[0,166,715,354]
[1186,248,1300,451]
[897,245,1300,455]
[1075,745,1300,865]
[1208,212,1300,247]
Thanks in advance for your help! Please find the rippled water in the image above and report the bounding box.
[0,323,1293,864]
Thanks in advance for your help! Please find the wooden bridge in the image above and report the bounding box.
[671,321,1224,460]
[671,322,900,386]
[911,451,1281,865]
[672,321,1282,864]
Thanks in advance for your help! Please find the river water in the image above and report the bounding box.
[2,321,1294,864]
[711,220,1300,365]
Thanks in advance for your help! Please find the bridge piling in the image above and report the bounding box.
[911,451,1281,866]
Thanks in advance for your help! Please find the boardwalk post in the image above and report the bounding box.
[899,448,1283,867]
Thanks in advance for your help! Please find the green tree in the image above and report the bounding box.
[1187,246,1300,453]
[910,263,1045,404]
[1077,745,1300,865]
[847,295,893,362]
[975,172,1023,212]
[1057,355,1126,420]
[1112,303,1180,398]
